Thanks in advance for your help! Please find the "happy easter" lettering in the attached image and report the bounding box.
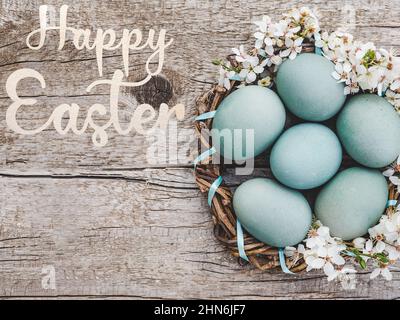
[5,5,185,147]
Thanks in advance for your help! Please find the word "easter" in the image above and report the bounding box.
[6,68,185,147]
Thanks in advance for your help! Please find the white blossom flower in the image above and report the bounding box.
[303,224,346,277]
[383,155,400,178]
[381,212,400,245]
[264,52,283,67]
[315,31,329,49]
[386,245,400,261]
[239,56,267,83]
[305,243,346,275]
[332,62,352,83]
[370,265,393,281]
[368,225,387,253]
[353,238,366,249]
[344,79,360,95]
[258,76,272,87]
[232,45,248,63]
[391,80,400,91]
[386,90,400,111]
[355,42,377,61]
[357,65,384,91]
[271,20,286,38]
[325,265,357,283]
[390,175,400,186]
[288,8,301,22]
[254,15,271,34]
[305,225,331,249]
[263,37,275,56]
[280,37,304,60]
[254,16,273,50]
[284,244,305,266]
[217,65,236,90]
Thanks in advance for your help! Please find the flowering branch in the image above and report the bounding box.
[315,31,400,112]
[216,7,320,90]
[214,7,400,114]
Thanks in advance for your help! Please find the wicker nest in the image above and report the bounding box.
[194,42,400,273]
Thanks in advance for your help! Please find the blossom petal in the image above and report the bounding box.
[311,258,326,269]
[254,32,265,40]
[280,48,291,58]
[382,268,393,281]
[317,246,328,258]
[323,262,335,277]
[265,45,274,56]
[289,50,297,60]
[246,71,257,83]
[383,168,395,177]
[253,65,264,74]
[232,48,240,56]
[375,241,386,253]
[284,37,293,48]
[271,55,282,65]
[353,238,366,249]
[294,37,304,47]
[332,254,346,266]
[370,268,381,280]
[389,176,400,186]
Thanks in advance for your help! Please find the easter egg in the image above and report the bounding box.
[276,53,346,121]
[270,123,342,190]
[337,94,400,168]
[212,85,286,161]
[233,178,312,247]
[315,167,388,240]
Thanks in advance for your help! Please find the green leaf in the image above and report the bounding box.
[355,255,367,269]
[375,253,389,264]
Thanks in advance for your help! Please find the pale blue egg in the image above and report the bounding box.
[270,123,342,190]
[315,167,388,240]
[337,94,400,168]
[233,178,312,247]
[212,85,286,161]
[276,53,346,121]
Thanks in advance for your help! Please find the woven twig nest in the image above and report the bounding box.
[194,42,400,273]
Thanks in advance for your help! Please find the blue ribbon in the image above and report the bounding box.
[195,111,217,121]
[279,248,295,275]
[387,200,398,207]
[193,147,217,167]
[315,46,323,56]
[208,176,223,207]
[345,251,357,258]
[236,220,249,262]
[229,74,243,81]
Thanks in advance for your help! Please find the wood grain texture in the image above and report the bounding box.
[0,0,399,299]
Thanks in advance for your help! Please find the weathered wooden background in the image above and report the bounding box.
[0,0,399,300]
